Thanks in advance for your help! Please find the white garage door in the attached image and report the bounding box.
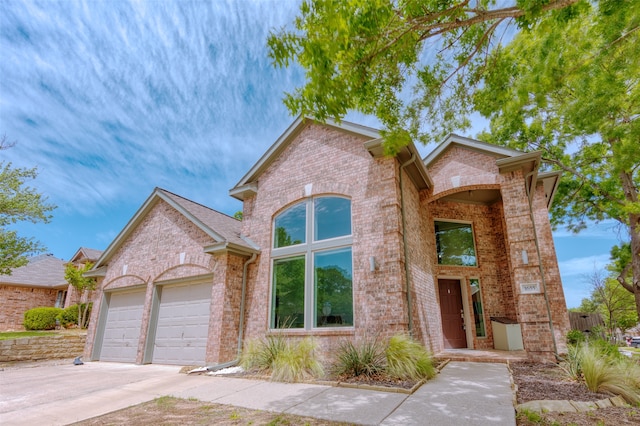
[151,282,213,365]
[100,290,145,362]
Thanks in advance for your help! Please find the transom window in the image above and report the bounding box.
[271,196,353,329]
[434,221,477,266]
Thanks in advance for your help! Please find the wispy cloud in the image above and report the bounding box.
[0,0,302,215]
[558,254,611,277]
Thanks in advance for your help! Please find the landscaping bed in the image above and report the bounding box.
[512,361,640,425]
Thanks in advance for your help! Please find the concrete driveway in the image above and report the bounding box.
[0,361,208,425]
[1,360,516,426]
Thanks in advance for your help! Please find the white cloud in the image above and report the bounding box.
[558,254,611,278]
[0,0,302,217]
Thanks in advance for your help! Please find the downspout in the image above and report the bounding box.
[400,154,416,335]
[191,252,257,373]
[525,171,559,359]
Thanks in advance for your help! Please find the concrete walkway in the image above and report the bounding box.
[0,361,515,425]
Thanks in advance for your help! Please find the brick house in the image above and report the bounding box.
[84,117,570,365]
[0,248,104,331]
[0,254,68,330]
[64,247,103,307]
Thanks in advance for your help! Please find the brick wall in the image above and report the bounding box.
[0,285,59,331]
[240,122,411,357]
[84,199,226,363]
[424,146,569,361]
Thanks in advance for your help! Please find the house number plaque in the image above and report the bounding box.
[520,282,541,294]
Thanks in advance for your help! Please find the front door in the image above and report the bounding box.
[438,279,467,349]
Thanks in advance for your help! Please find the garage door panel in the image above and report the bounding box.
[100,291,145,363]
[151,282,212,365]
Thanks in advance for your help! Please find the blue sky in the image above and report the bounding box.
[0,0,626,308]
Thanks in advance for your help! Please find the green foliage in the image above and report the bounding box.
[241,335,288,372]
[271,337,324,383]
[233,211,243,220]
[559,343,582,381]
[580,344,640,404]
[64,262,96,328]
[0,331,51,340]
[268,0,577,151]
[0,153,56,275]
[515,408,544,424]
[332,337,385,378]
[23,307,63,330]
[566,329,585,345]
[385,334,436,381]
[57,303,93,328]
[241,336,323,383]
[561,340,640,404]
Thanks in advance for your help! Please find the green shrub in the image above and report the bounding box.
[563,341,640,404]
[241,335,323,383]
[332,337,385,378]
[559,343,582,380]
[271,337,324,382]
[581,345,640,404]
[566,329,585,345]
[57,303,93,328]
[23,307,63,330]
[241,335,287,372]
[385,334,436,381]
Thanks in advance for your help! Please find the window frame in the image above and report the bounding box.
[270,195,354,331]
[469,277,487,339]
[433,218,479,267]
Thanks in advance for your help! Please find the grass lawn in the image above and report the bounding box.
[0,331,56,340]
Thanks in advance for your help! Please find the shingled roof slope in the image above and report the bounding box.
[0,254,67,288]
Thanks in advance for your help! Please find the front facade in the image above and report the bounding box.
[0,254,68,330]
[85,117,570,365]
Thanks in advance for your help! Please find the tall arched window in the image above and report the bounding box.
[271,196,353,329]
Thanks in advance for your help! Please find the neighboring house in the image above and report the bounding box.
[65,247,103,307]
[84,117,570,365]
[0,254,68,330]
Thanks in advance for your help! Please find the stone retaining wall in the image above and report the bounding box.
[0,333,86,362]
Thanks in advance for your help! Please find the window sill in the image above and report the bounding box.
[268,328,356,337]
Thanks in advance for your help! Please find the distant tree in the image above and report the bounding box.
[588,269,637,339]
[0,135,56,275]
[64,262,96,328]
[233,210,243,220]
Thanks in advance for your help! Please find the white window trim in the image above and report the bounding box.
[270,196,354,331]
[433,218,479,267]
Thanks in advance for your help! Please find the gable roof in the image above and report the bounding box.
[423,133,524,167]
[70,247,103,264]
[230,116,431,200]
[91,188,259,272]
[423,133,559,203]
[0,254,67,289]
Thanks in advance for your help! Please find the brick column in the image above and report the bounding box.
[206,253,246,364]
[500,170,556,362]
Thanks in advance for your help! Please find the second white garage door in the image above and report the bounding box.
[151,281,213,365]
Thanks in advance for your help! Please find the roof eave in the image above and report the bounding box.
[365,139,433,190]
[424,133,525,167]
[537,170,563,209]
[84,266,107,278]
[203,241,261,257]
[229,182,258,201]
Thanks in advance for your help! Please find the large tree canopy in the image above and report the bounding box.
[269,0,640,315]
[475,1,639,313]
[0,136,56,275]
[268,0,581,151]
